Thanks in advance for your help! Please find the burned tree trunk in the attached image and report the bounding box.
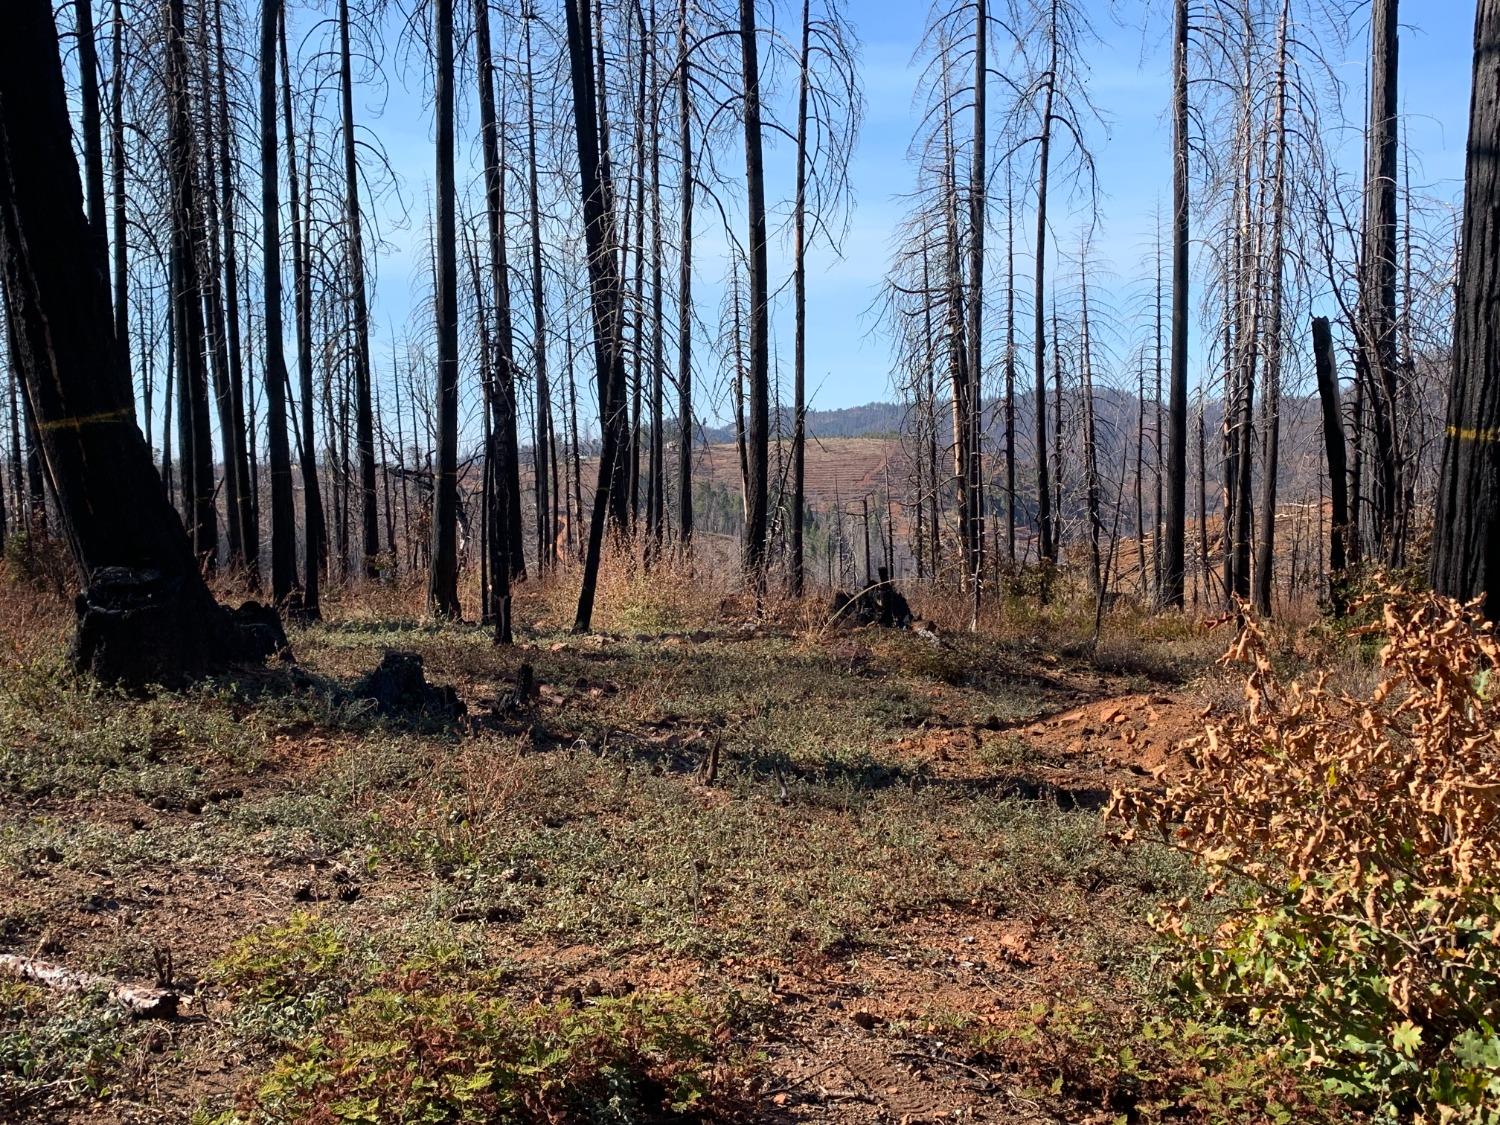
[212,0,257,583]
[1162,0,1189,608]
[166,0,218,570]
[280,7,322,618]
[567,0,629,632]
[791,0,810,596]
[473,0,526,584]
[1031,27,1057,569]
[338,0,380,580]
[739,0,770,591]
[676,0,694,550]
[965,0,987,615]
[1312,316,1350,614]
[0,0,284,685]
[1432,0,1500,619]
[523,13,555,572]
[429,0,462,618]
[1359,0,1403,565]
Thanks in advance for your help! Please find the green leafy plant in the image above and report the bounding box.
[215,912,366,1046]
[935,997,1338,1122]
[237,978,750,1123]
[0,980,139,1114]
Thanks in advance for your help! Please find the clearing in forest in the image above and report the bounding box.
[0,582,1302,1123]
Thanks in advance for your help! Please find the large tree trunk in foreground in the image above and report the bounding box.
[0,0,283,685]
[473,0,511,642]
[1432,0,1500,619]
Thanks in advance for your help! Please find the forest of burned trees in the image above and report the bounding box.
[2,0,1499,677]
[885,0,1476,622]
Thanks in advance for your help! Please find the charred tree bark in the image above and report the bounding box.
[1432,0,1500,619]
[1359,0,1402,565]
[474,0,526,583]
[429,0,461,618]
[213,0,257,583]
[1004,164,1017,565]
[1252,0,1289,618]
[523,13,554,572]
[75,0,110,279]
[260,0,299,607]
[568,0,629,632]
[1163,0,1188,608]
[280,8,322,617]
[739,0,770,592]
[196,29,246,578]
[965,0,987,616]
[166,0,218,570]
[1312,316,1350,613]
[109,0,129,373]
[593,0,631,536]
[337,0,379,579]
[0,0,283,685]
[646,0,666,558]
[676,0,694,550]
[1031,17,1057,570]
[790,0,811,596]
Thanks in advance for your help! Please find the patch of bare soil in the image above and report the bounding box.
[745,905,1123,1122]
[886,689,1207,812]
[1015,693,1206,783]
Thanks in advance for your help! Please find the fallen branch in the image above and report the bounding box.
[0,954,179,1018]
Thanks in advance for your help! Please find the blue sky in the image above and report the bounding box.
[354,0,1477,421]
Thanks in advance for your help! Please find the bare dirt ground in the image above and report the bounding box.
[0,577,1229,1123]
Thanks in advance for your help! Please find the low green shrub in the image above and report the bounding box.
[0,979,140,1114]
[215,912,367,1046]
[236,981,749,1123]
[947,998,1341,1122]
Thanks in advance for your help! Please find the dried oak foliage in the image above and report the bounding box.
[1114,588,1500,1118]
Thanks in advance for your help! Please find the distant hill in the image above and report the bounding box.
[688,390,1369,524]
[698,402,906,444]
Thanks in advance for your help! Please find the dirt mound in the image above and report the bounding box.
[884,692,1205,801]
[1018,693,1206,782]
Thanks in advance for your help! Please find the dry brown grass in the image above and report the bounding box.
[0,559,71,665]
